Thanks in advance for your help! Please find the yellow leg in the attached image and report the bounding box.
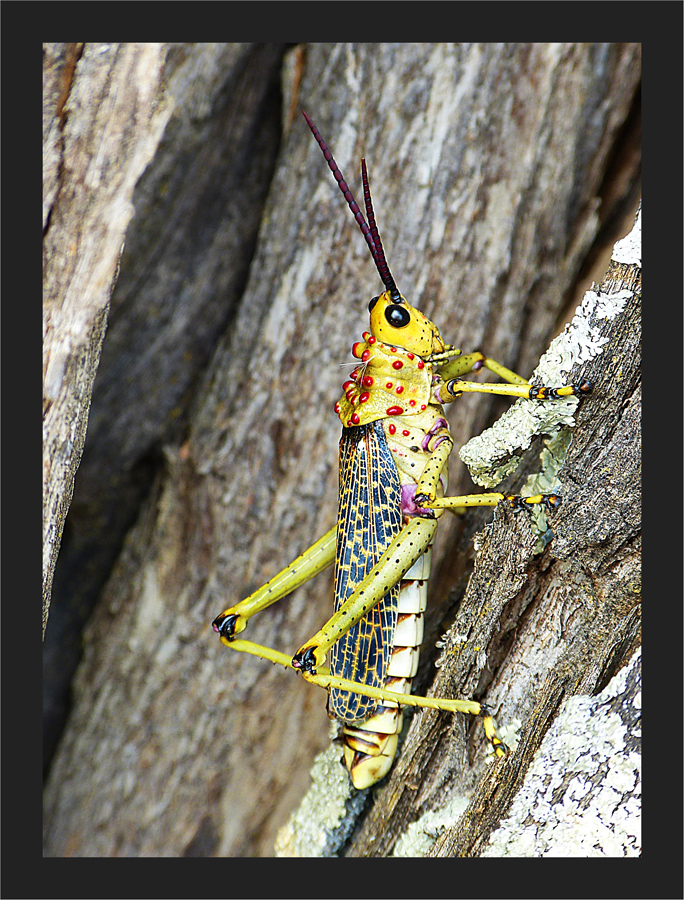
[221,636,507,757]
[421,491,561,513]
[441,377,592,402]
[410,437,560,514]
[435,350,529,385]
[414,434,452,501]
[212,527,336,639]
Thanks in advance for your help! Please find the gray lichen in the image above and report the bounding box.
[459,287,632,490]
[274,727,361,857]
[482,648,641,857]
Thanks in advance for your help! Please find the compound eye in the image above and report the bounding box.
[385,304,411,328]
[368,296,380,313]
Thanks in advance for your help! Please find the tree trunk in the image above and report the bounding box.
[42,41,286,773]
[43,43,172,637]
[43,43,641,858]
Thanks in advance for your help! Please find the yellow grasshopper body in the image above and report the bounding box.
[213,113,591,789]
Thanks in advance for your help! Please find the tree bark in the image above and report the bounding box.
[43,43,641,858]
[43,43,172,637]
[43,40,285,772]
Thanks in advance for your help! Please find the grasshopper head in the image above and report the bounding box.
[368,290,447,358]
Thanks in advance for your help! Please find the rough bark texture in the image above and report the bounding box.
[43,43,641,858]
[43,43,172,637]
[43,40,285,772]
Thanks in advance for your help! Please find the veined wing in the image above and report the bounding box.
[329,421,403,722]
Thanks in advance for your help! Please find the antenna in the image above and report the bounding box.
[302,111,400,299]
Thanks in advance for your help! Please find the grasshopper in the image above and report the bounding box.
[213,112,592,789]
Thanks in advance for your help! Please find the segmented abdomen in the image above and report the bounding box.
[340,547,432,789]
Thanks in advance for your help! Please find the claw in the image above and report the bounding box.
[212,612,239,640]
[505,493,562,513]
[482,712,509,756]
[292,645,318,674]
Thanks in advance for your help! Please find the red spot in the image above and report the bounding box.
[420,404,426,410]
[359,392,370,404]
[334,402,340,413]
[387,405,404,416]
[396,385,404,394]
[408,399,416,407]
[352,342,364,358]
[368,336,376,345]
[351,412,360,425]
[362,331,372,341]
[388,423,396,435]
[402,429,410,437]
[417,360,425,370]
[407,353,415,360]
[392,360,404,370]
[342,380,354,392]
[385,381,394,389]
[362,375,374,387]
[390,346,397,353]
[361,349,371,362]
[350,369,359,381]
